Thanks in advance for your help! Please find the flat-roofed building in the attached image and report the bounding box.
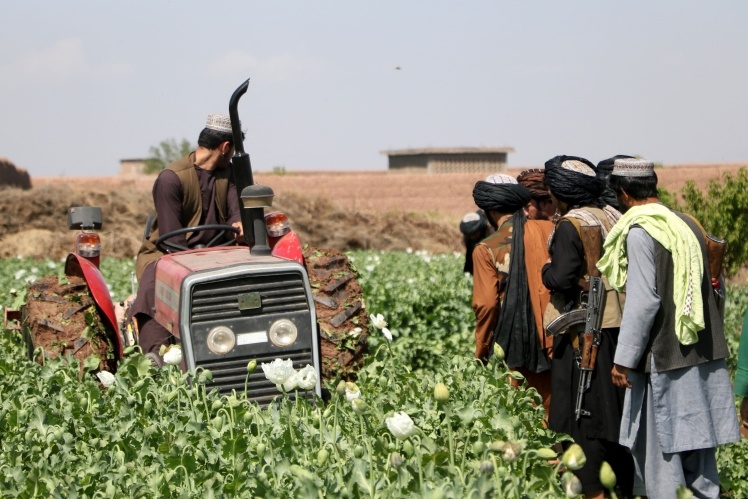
[119,158,146,176]
[382,147,514,173]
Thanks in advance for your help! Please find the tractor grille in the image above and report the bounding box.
[190,273,309,324]
[196,350,316,405]
[186,270,317,406]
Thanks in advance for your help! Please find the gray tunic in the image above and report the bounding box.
[614,227,739,497]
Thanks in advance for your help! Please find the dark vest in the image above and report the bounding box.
[135,153,230,280]
[636,213,728,373]
[556,206,625,329]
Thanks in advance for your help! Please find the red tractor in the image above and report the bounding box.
[11,80,368,404]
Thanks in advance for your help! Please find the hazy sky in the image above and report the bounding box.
[2,2,747,177]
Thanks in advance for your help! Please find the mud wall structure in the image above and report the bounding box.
[0,157,32,190]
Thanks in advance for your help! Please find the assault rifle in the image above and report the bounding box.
[574,274,605,419]
[545,225,605,420]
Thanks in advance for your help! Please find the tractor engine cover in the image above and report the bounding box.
[153,246,321,404]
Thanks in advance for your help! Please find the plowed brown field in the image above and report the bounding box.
[2,163,744,261]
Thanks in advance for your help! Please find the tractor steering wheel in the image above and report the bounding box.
[155,224,240,253]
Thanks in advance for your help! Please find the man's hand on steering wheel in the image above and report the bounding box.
[155,224,240,254]
[231,221,244,241]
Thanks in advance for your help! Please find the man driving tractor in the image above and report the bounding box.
[129,114,245,365]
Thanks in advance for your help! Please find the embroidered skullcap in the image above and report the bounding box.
[611,158,656,177]
[596,155,635,210]
[485,173,518,185]
[516,169,551,200]
[597,155,635,176]
[459,210,488,236]
[544,155,604,207]
[472,180,531,214]
[205,114,233,133]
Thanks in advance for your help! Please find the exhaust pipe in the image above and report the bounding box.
[229,79,273,256]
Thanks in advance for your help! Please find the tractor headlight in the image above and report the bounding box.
[268,319,297,347]
[207,326,236,354]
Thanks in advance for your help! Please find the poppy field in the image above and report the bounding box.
[1,252,747,497]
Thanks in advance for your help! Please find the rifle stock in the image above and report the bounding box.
[706,234,726,281]
[579,225,603,279]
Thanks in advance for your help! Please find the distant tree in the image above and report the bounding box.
[672,167,748,277]
[143,138,193,174]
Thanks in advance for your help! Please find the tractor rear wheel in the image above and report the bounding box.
[22,274,117,376]
[302,246,368,381]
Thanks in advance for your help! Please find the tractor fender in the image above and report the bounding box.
[65,253,124,358]
[270,230,304,265]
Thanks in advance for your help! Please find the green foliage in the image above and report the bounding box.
[2,253,747,495]
[718,286,748,496]
[718,436,748,497]
[657,187,677,209]
[143,138,193,174]
[351,250,475,371]
[0,257,136,316]
[671,167,748,276]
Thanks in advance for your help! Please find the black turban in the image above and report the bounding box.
[543,155,605,208]
[459,209,488,236]
[472,181,532,214]
[597,155,635,210]
[597,154,636,176]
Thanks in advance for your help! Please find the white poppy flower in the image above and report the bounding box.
[369,313,387,330]
[282,371,299,391]
[96,370,116,387]
[296,365,318,391]
[385,412,417,440]
[162,345,182,365]
[382,327,393,341]
[261,358,295,386]
[502,441,522,462]
[345,382,361,401]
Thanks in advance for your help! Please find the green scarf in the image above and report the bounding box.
[597,203,704,345]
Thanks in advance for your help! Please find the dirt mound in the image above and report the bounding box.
[0,157,31,190]
[0,184,463,260]
[0,185,150,260]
